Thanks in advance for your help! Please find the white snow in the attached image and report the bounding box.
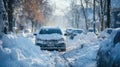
[0,31,100,67]
[97,28,114,41]
[36,34,63,40]
[0,33,68,67]
[0,40,2,45]
[64,32,99,67]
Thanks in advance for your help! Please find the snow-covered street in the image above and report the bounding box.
[0,32,100,67]
[0,0,120,67]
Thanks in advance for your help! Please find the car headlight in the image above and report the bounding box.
[58,38,64,43]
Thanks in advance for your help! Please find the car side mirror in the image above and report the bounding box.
[64,33,67,36]
[34,33,37,36]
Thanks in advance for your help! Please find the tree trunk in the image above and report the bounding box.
[106,0,111,28]
[100,0,104,31]
[0,0,6,37]
[93,0,95,22]
[80,0,88,30]
[3,0,14,32]
[8,0,14,32]
[93,0,96,33]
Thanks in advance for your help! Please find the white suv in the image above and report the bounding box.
[34,26,66,51]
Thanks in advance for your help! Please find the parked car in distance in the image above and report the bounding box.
[97,28,120,67]
[87,27,98,34]
[34,26,66,51]
[65,28,84,39]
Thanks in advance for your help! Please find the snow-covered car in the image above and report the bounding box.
[97,28,120,67]
[34,26,66,51]
[98,28,113,40]
[65,29,84,39]
[64,29,73,36]
[87,27,98,34]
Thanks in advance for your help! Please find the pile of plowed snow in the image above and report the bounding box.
[0,34,68,67]
[64,32,99,67]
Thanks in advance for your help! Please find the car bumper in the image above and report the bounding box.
[36,43,66,51]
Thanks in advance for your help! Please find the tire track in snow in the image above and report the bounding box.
[58,52,72,67]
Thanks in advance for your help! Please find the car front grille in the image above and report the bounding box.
[46,40,58,46]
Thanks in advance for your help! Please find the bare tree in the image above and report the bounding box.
[106,0,111,28]
[66,0,81,28]
[80,0,88,30]
[93,0,96,32]
[100,0,104,31]
[13,0,53,32]
[0,0,6,36]
[3,0,14,32]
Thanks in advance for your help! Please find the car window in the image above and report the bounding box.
[88,29,94,32]
[73,30,83,34]
[39,28,62,35]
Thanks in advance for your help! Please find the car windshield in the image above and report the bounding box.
[73,30,83,34]
[88,29,94,32]
[39,28,62,35]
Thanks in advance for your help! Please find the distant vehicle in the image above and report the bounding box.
[97,28,120,67]
[65,28,84,39]
[34,26,66,51]
[98,28,113,40]
[87,27,98,34]
[64,29,73,36]
[88,28,95,32]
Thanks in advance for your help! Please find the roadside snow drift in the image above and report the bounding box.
[64,32,99,67]
[0,34,68,67]
[0,32,100,67]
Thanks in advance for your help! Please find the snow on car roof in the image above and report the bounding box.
[40,26,60,29]
[68,27,84,30]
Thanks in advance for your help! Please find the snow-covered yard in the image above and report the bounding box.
[0,32,100,67]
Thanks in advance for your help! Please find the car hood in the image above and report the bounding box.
[37,34,63,40]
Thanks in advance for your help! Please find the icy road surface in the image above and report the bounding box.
[0,32,100,67]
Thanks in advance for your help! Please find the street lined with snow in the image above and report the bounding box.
[0,32,100,67]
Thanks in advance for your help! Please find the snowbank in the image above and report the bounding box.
[64,32,99,67]
[66,32,97,51]
[0,34,68,67]
[0,31,100,67]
